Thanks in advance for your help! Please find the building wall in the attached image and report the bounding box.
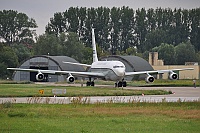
[149,52,199,80]
[149,52,164,66]
[152,65,199,79]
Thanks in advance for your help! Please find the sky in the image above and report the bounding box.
[1,0,200,35]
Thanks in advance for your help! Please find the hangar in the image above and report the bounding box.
[12,55,154,82]
[101,55,154,81]
[12,55,85,82]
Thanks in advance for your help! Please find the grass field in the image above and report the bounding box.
[0,80,199,132]
[0,103,200,133]
[0,83,172,97]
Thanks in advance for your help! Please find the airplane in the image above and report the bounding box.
[7,28,194,87]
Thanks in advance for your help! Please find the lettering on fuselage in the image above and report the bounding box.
[93,50,96,54]
[95,62,108,66]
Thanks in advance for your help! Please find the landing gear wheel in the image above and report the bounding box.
[115,81,127,87]
[86,81,95,86]
[91,81,95,86]
[118,81,123,87]
[122,81,127,87]
[86,81,90,86]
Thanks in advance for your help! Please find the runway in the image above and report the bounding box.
[0,83,199,104]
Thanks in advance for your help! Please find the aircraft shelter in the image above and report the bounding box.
[12,55,85,82]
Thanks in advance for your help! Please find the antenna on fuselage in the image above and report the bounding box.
[92,28,98,63]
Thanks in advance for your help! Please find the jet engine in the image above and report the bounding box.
[36,72,44,81]
[145,75,155,83]
[67,75,75,83]
[169,72,178,80]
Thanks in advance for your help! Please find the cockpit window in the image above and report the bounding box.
[113,66,124,68]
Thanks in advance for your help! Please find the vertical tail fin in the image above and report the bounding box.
[92,28,98,62]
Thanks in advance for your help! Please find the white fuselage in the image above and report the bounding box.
[91,61,126,81]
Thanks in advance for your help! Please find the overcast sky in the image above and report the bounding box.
[1,0,200,35]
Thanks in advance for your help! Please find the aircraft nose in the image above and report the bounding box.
[117,68,125,76]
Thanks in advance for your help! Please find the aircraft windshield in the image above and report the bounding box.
[113,66,124,68]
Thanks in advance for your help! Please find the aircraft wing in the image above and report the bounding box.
[7,68,105,78]
[62,61,91,67]
[125,68,194,76]
[7,68,57,74]
[54,71,105,78]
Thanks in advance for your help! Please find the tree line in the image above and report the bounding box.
[0,7,200,79]
[46,7,200,53]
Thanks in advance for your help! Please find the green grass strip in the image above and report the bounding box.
[0,84,171,97]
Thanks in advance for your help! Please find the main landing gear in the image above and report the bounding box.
[86,81,95,86]
[86,77,95,86]
[115,81,127,87]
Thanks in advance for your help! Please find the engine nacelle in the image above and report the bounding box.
[145,75,155,83]
[169,72,178,80]
[36,73,44,81]
[67,76,75,83]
